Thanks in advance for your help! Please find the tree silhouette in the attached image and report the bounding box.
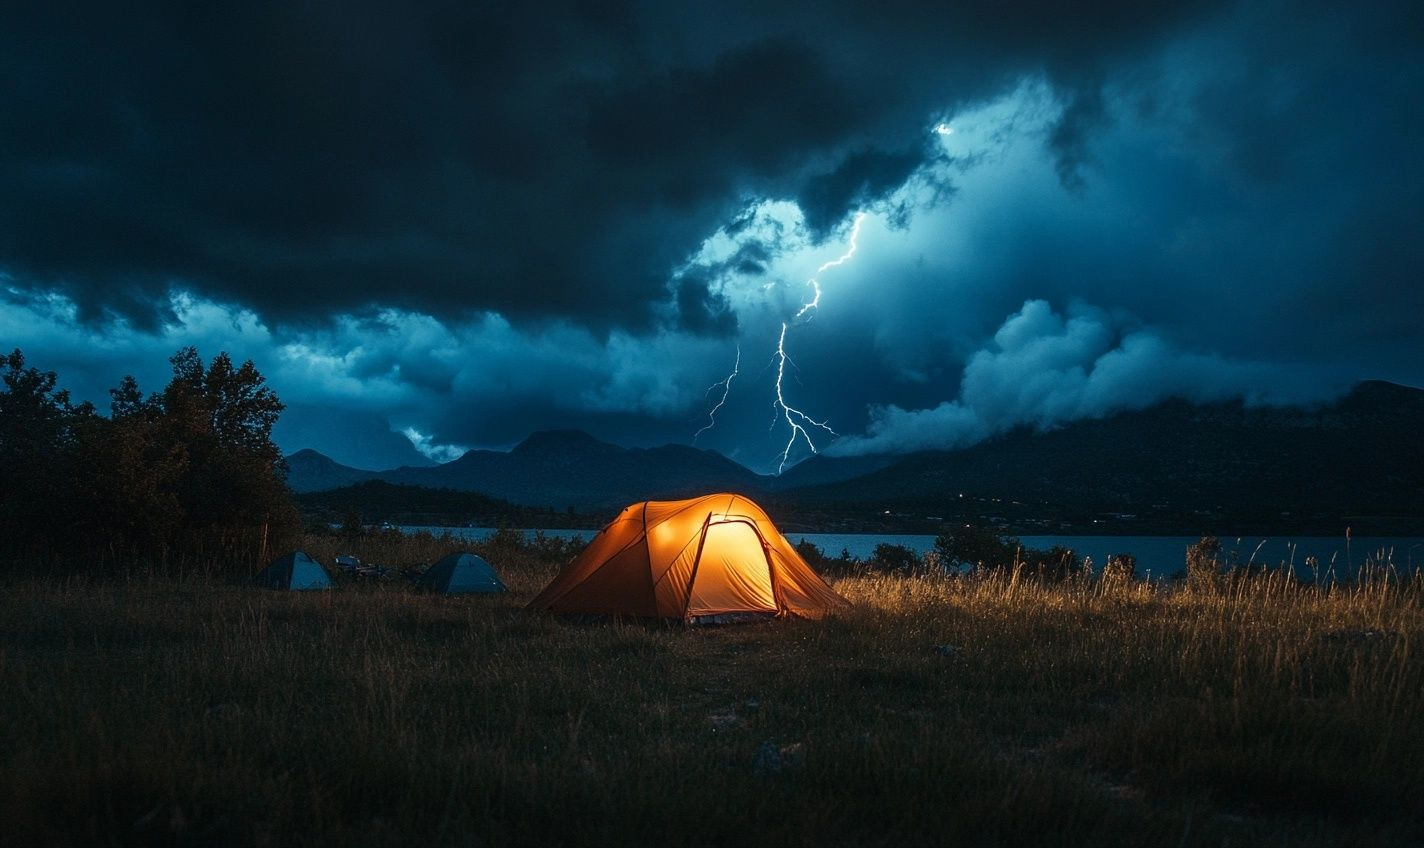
[0,347,298,571]
[0,349,93,561]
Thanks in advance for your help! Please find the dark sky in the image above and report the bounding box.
[3,0,1421,473]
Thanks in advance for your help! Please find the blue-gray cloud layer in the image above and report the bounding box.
[2,0,1421,472]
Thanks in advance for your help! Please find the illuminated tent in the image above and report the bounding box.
[417,551,507,594]
[528,493,850,622]
[254,551,331,590]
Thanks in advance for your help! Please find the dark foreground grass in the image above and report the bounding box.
[1,552,1421,846]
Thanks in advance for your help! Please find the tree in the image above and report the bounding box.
[0,349,94,561]
[71,373,186,560]
[0,347,299,571]
[154,348,296,562]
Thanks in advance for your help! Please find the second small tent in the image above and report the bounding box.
[255,551,332,590]
[418,551,507,594]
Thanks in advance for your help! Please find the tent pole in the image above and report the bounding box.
[681,513,713,622]
[760,536,783,615]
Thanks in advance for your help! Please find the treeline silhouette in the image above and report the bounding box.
[0,347,299,571]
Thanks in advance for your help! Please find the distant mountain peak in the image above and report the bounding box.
[1344,379,1423,405]
[283,448,375,492]
[286,447,349,469]
[282,380,1424,519]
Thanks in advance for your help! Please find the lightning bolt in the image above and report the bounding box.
[768,211,866,472]
[772,323,838,473]
[794,211,866,320]
[687,209,866,472]
[694,345,739,444]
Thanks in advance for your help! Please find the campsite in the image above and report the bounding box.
[3,523,1421,846]
[5,2,1424,844]
[2,305,1421,847]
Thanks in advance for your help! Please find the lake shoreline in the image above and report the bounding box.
[397,526,1424,580]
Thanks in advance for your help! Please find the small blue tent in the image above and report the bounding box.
[255,551,332,590]
[418,552,506,594]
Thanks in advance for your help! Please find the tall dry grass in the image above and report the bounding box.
[1,539,1419,846]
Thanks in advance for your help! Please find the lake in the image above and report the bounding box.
[402,526,1424,580]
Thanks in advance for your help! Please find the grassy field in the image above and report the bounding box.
[2,535,1421,847]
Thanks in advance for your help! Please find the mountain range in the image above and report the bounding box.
[285,381,1424,533]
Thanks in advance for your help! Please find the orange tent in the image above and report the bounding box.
[528,493,850,623]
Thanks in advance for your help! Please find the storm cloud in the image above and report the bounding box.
[829,299,1353,457]
[2,0,1228,326]
[2,0,1421,472]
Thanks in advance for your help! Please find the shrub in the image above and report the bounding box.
[1102,553,1137,583]
[1187,536,1223,592]
[1020,545,1086,582]
[794,538,831,569]
[527,531,585,563]
[934,525,1018,572]
[869,542,922,574]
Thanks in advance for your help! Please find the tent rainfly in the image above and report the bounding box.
[418,552,507,594]
[255,551,332,590]
[527,493,850,623]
